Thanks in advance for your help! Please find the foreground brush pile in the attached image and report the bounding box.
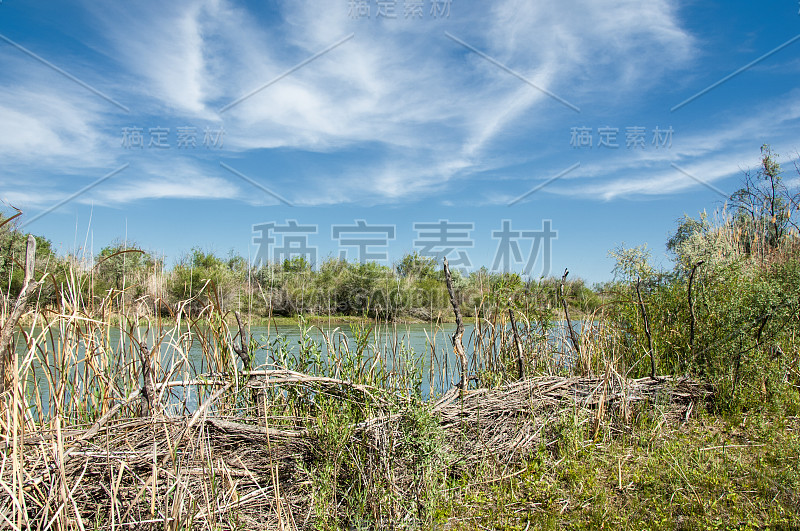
[3,371,710,530]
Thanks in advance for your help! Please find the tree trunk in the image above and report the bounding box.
[0,235,40,396]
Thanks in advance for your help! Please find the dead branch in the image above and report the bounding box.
[0,235,43,396]
[688,260,704,354]
[560,268,581,358]
[443,257,466,389]
[508,306,525,379]
[5,371,711,529]
[137,339,156,417]
[635,277,656,380]
[232,310,251,371]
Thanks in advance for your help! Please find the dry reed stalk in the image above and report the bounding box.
[0,254,718,530]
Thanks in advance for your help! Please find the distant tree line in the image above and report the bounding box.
[0,217,601,322]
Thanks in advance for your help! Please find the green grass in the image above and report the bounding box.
[440,410,800,530]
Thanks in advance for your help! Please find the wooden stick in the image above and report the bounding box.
[62,389,142,460]
[688,260,703,355]
[0,235,42,396]
[232,311,250,371]
[443,258,466,389]
[137,340,156,417]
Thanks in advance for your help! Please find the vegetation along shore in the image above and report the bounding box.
[0,146,798,529]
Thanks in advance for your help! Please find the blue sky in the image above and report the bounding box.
[1,0,799,283]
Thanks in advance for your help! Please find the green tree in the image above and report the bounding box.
[169,248,233,304]
[282,256,311,273]
[0,212,55,298]
[609,243,656,283]
[396,252,438,280]
[730,144,795,250]
[95,241,153,292]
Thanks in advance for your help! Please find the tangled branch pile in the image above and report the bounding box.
[5,373,710,530]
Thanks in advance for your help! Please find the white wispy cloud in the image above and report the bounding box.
[91,159,242,205]
[2,0,699,209]
[547,94,800,201]
[0,81,117,169]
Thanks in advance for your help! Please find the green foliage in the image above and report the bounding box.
[443,412,800,530]
[93,240,155,300]
[488,272,523,306]
[604,145,800,413]
[0,213,55,298]
[609,243,656,283]
[608,247,799,412]
[730,144,795,249]
[168,248,247,311]
[282,255,311,273]
[396,251,438,280]
[667,213,708,268]
[0,216,600,324]
[340,261,394,317]
[307,397,449,529]
[610,232,799,412]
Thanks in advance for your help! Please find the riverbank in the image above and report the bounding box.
[3,207,799,529]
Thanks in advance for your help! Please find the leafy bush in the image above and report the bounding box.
[605,147,800,413]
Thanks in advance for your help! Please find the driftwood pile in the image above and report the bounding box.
[5,373,711,529]
[434,374,711,464]
[11,416,313,529]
